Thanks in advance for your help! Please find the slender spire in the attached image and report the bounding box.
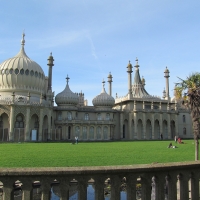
[21,32,25,47]
[135,57,139,69]
[66,75,70,85]
[101,79,106,93]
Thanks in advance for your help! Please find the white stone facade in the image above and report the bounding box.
[0,35,193,142]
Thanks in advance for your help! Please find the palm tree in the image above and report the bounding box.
[175,72,200,161]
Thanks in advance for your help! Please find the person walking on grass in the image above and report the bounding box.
[75,136,78,144]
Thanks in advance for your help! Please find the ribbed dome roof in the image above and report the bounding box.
[92,80,115,107]
[0,33,45,96]
[55,75,79,106]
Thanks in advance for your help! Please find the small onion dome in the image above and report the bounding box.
[92,80,115,107]
[0,33,45,96]
[127,60,133,73]
[164,66,170,77]
[55,75,79,106]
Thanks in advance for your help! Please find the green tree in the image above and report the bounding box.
[176,72,200,161]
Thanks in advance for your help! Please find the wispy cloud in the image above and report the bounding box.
[85,31,98,59]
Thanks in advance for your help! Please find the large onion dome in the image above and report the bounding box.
[0,33,45,96]
[92,80,115,107]
[55,75,79,106]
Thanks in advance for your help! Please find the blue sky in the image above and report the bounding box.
[0,0,200,105]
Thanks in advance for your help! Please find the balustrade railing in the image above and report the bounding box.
[0,161,200,200]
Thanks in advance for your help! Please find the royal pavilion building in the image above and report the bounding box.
[0,34,192,142]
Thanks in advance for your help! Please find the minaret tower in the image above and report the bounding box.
[164,66,170,100]
[127,60,133,99]
[47,52,54,91]
[107,72,113,96]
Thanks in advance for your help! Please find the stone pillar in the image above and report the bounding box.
[39,108,43,141]
[120,112,123,139]
[143,113,146,139]
[60,178,70,200]
[78,178,87,200]
[164,67,170,101]
[25,107,30,141]
[127,61,133,100]
[134,113,137,139]
[159,114,163,137]
[48,109,52,140]
[128,112,132,139]
[154,175,165,200]
[40,178,51,200]
[175,114,179,137]
[126,175,137,200]
[151,114,155,139]
[141,177,151,200]
[167,114,171,139]
[107,72,113,96]
[21,178,33,200]
[110,176,121,200]
[178,174,189,200]
[2,178,14,200]
[47,53,54,91]
[9,105,15,141]
[166,175,177,200]
[94,177,105,200]
[94,126,97,140]
[190,173,199,200]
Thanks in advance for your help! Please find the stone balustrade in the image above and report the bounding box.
[0,161,200,200]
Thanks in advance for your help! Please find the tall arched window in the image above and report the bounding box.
[34,116,39,128]
[57,112,62,121]
[183,127,186,135]
[67,112,72,120]
[89,127,94,139]
[97,126,101,139]
[106,113,110,121]
[183,115,186,123]
[15,114,24,128]
[103,126,108,139]
[84,113,89,120]
[83,126,87,139]
[97,113,101,121]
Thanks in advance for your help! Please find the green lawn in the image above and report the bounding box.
[0,140,197,168]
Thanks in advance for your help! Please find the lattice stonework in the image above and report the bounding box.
[43,108,50,118]
[30,106,40,118]
[0,105,10,118]
[14,106,27,124]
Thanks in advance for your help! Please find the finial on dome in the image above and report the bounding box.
[135,57,139,69]
[66,75,70,85]
[21,32,25,46]
[102,79,105,87]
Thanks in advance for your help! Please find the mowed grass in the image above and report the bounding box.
[0,140,197,168]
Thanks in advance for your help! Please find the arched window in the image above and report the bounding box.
[103,126,108,139]
[57,112,62,121]
[34,116,39,128]
[83,126,87,139]
[15,114,24,128]
[106,113,110,121]
[84,113,89,120]
[89,127,94,139]
[67,112,72,120]
[183,115,186,123]
[97,126,101,139]
[97,113,101,120]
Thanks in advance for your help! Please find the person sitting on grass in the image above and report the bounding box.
[168,142,177,148]
[177,137,184,144]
